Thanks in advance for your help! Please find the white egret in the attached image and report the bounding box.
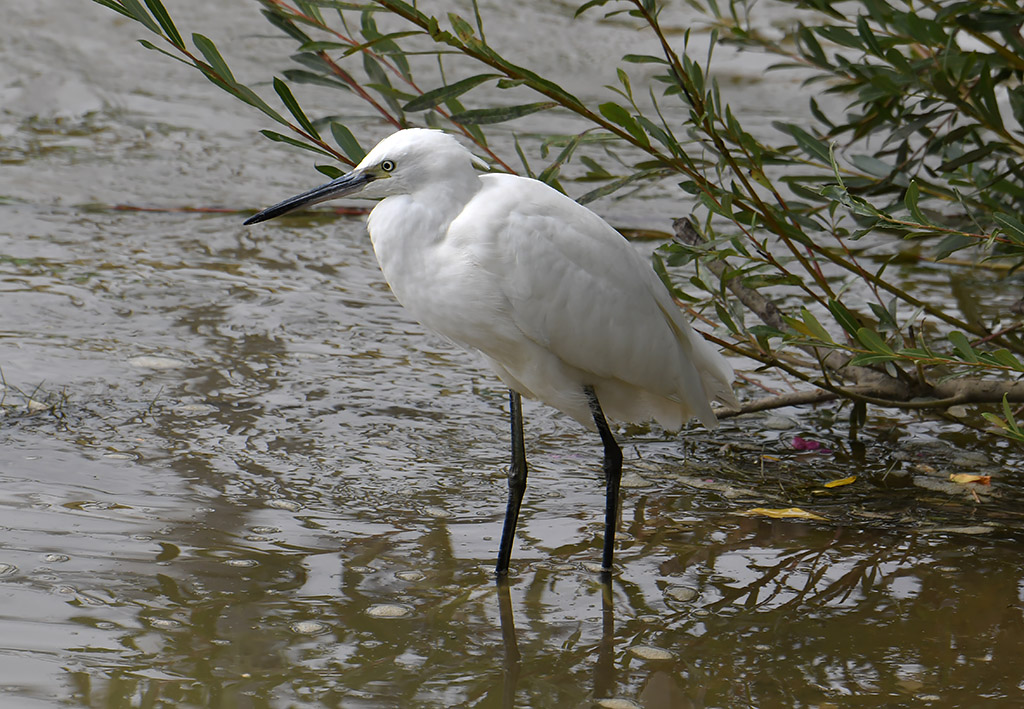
[245,128,736,576]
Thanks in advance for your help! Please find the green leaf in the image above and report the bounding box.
[193,33,234,82]
[261,8,312,44]
[868,301,898,330]
[574,0,615,17]
[850,154,893,178]
[448,12,477,41]
[119,0,162,34]
[856,15,884,56]
[91,0,135,21]
[598,102,649,146]
[315,164,344,179]
[827,299,861,336]
[274,78,319,140]
[800,307,834,343]
[948,331,978,362]
[259,129,336,158]
[855,327,894,354]
[362,53,403,116]
[233,84,287,125]
[297,41,350,51]
[138,39,192,67]
[143,0,183,47]
[623,54,668,64]
[1002,394,1022,434]
[849,352,899,366]
[330,122,365,164]
[904,180,930,224]
[282,69,350,90]
[538,133,584,186]
[403,73,499,112]
[994,213,1024,244]
[990,349,1024,371]
[937,144,999,172]
[779,123,831,164]
[577,168,664,204]
[450,102,556,125]
[932,233,974,260]
[714,301,738,334]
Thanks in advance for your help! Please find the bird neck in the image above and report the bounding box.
[377,174,480,241]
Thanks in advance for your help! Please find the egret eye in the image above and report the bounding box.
[380,159,396,173]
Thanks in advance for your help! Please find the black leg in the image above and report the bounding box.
[584,385,623,574]
[496,389,527,577]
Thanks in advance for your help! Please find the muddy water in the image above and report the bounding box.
[2,1,1024,707]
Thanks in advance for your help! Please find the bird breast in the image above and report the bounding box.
[366,191,525,357]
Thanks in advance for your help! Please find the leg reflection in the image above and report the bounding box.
[496,578,521,708]
[593,575,616,699]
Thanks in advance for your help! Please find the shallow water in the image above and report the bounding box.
[2,1,1024,707]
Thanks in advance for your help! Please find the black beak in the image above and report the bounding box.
[243,170,374,225]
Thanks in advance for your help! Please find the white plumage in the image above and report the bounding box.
[245,128,737,575]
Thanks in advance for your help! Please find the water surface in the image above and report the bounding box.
[2,1,1023,707]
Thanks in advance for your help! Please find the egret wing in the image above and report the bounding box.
[454,175,723,405]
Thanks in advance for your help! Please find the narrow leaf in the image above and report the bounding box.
[143,0,184,47]
[260,129,336,158]
[994,213,1024,244]
[856,327,894,354]
[948,331,978,362]
[403,73,498,112]
[193,33,234,82]
[577,168,664,204]
[450,102,556,125]
[574,0,615,17]
[599,102,648,145]
[91,0,135,21]
[274,78,319,139]
[827,299,861,336]
[904,180,930,224]
[330,122,365,164]
[782,123,831,163]
[119,0,161,34]
[800,307,834,343]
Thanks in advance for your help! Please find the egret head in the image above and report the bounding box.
[243,129,479,225]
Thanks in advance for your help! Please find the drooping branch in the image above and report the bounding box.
[677,217,1024,415]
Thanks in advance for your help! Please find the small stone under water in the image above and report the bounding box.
[628,645,675,661]
[173,403,215,415]
[595,699,641,709]
[665,585,699,602]
[620,472,653,488]
[365,604,412,618]
[395,570,425,582]
[290,620,329,635]
[0,563,18,576]
[266,499,301,512]
[43,553,70,563]
[129,355,186,369]
[225,559,259,568]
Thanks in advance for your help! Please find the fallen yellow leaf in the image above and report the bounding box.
[743,507,827,521]
[949,473,991,485]
[823,475,857,489]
